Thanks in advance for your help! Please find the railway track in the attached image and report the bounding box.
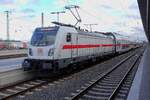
[67,50,142,100]
[0,48,142,100]
[0,78,50,100]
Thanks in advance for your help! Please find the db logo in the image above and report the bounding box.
[37,48,43,54]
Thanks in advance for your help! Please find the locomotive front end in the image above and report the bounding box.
[22,26,59,71]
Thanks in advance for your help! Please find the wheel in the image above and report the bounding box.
[23,67,31,71]
[52,62,59,73]
[53,66,59,73]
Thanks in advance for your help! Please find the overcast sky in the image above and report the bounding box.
[0,0,147,42]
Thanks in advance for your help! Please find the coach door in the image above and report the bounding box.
[66,33,72,58]
[66,33,77,58]
[71,33,78,58]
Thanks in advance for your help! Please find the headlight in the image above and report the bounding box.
[29,48,33,56]
[48,48,54,56]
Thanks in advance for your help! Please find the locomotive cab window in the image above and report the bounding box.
[31,27,59,46]
[66,33,71,42]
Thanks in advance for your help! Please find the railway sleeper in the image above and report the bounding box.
[103,78,122,81]
[120,86,130,91]
[105,76,124,80]
[118,89,129,94]
[92,87,114,92]
[0,92,9,97]
[6,89,19,94]
[115,92,126,98]
[29,81,41,85]
[90,88,113,93]
[101,80,121,84]
[23,83,35,87]
[113,98,124,100]
[87,90,112,96]
[123,81,132,85]
[122,84,131,87]
[98,82,118,87]
[13,88,24,92]
[15,86,27,90]
[83,93,110,99]
[96,85,116,90]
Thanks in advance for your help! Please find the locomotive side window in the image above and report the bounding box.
[66,33,71,42]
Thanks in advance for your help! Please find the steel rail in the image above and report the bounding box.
[108,54,141,100]
[0,79,48,100]
[70,51,140,100]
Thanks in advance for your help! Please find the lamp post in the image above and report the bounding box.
[4,11,11,41]
[41,12,44,27]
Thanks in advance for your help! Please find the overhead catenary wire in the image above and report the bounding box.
[80,7,103,23]
[79,4,128,31]
[79,7,106,32]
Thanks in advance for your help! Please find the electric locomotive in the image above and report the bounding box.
[22,22,117,71]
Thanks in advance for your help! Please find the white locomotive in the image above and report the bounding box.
[22,22,135,71]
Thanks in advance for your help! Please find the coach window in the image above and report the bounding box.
[66,33,71,42]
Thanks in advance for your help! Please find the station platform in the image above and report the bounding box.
[0,69,34,88]
[127,45,150,100]
[0,49,27,56]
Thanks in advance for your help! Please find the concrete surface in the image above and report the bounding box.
[0,69,34,87]
[0,57,26,72]
[127,45,150,100]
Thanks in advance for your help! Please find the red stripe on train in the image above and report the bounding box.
[63,44,129,49]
